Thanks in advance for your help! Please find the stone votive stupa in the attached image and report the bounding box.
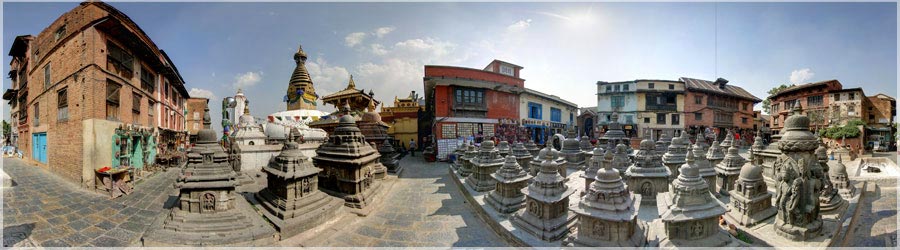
[512,149,576,241]
[662,131,689,177]
[720,130,735,149]
[772,104,823,241]
[368,142,388,180]
[624,139,671,204]
[313,113,384,210]
[655,132,670,156]
[725,152,776,226]
[458,144,477,177]
[751,130,767,153]
[828,155,854,199]
[816,139,844,212]
[525,140,542,157]
[565,153,647,247]
[599,112,628,146]
[378,139,402,174]
[497,140,512,158]
[655,150,742,247]
[143,106,274,246]
[560,128,586,170]
[486,156,533,214]
[706,139,726,167]
[580,147,607,196]
[255,138,344,239]
[465,141,504,192]
[611,143,631,177]
[694,132,709,150]
[511,142,533,174]
[580,136,595,154]
[715,145,745,196]
[691,141,718,196]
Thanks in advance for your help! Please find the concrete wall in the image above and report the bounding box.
[519,92,577,126]
[82,119,119,188]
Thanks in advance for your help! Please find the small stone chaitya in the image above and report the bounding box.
[525,140,542,157]
[581,147,607,196]
[486,156,532,214]
[725,152,776,227]
[560,128,586,170]
[624,139,672,204]
[255,138,344,239]
[828,155,854,199]
[721,130,735,149]
[715,145,745,196]
[378,139,402,174]
[458,144,477,177]
[691,142,717,195]
[662,132,689,177]
[566,152,647,247]
[465,141,504,192]
[512,149,576,241]
[655,132,670,156]
[816,139,844,212]
[655,150,742,247]
[599,112,628,146]
[497,141,512,158]
[368,142,388,180]
[511,142,533,174]
[313,114,384,210]
[706,140,726,167]
[580,136,595,153]
[772,105,823,241]
[611,143,631,177]
[143,106,274,246]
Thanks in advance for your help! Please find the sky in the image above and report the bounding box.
[3,2,897,135]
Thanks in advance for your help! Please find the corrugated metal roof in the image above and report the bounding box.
[680,77,762,102]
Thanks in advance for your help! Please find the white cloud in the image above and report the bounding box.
[789,68,815,85]
[393,38,457,60]
[188,88,217,100]
[374,26,396,38]
[370,44,388,56]
[506,19,532,32]
[306,57,350,95]
[233,71,263,90]
[344,32,367,47]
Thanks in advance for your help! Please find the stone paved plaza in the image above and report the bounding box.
[2,156,506,247]
[2,152,899,247]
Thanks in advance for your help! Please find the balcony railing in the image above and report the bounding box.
[645,104,677,111]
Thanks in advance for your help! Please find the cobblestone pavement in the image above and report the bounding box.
[848,179,898,247]
[2,158,178,247]
[306,156,508,247]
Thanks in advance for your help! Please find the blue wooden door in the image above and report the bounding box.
[32,133,47,164]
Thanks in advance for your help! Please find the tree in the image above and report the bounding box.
[762,84,794,114]
[2,120,9,138]
[822,119,864,139]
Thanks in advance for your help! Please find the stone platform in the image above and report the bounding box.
[725,181,865,248]
[452,164,585,247]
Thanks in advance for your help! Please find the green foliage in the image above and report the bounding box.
[735,231,753,244]
[762,84,794,114]
[2,120,9,138]
[822,119,864,139]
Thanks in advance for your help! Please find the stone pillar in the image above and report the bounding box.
[512,149,576,241]
[772,105,824,241]
[486,156,532,214]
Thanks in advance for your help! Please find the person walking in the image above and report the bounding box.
[409,139,417,156]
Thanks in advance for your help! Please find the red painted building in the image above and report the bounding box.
[422,60,524,158]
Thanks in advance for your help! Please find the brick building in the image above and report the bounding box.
[422,60,523,158]
[681,77,761,140]
[186,97,209,142]
[3,2,189,187]
[3,35,33,149]
[865,94,896,149]
[380,91,423,150]
[766,79,843,133]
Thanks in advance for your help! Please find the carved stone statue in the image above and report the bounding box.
[772,105,823,241]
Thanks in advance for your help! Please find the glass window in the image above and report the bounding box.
[106,41,134,79]
[623,84,629,91]
[33,103,40,126]
[643,117,650,123]
[133,92,142,113]
[807,95,823,107]
[668,84,674,90]
[614,85,620,92]
[695,112,703,121]
[528,102,542,119]
[611,96,624,107]
[606,85,612,92]
[648,83,655,89]
[57,88,68,121]
[550,108,561,122]
[833,94,841,101]
[656,113,666,124]
[671,114,680,125]
[695,96,703,105]
[742,117,748,124]
[848,92,856,100]
[140,66,156,93]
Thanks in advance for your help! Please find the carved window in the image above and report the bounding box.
[140,66,156,93]
[106,80,121,121]
[57,87,68,122]
[106,41,134,79]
